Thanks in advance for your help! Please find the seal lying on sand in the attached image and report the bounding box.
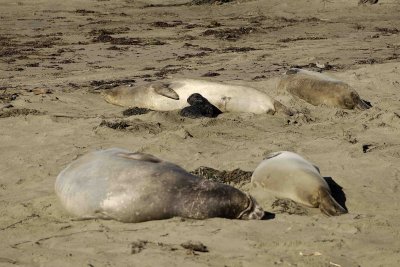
[103,79,292,115]
[180,93,222,118]
[251,151,347,216]
[55,148,264,223]
[277,68,371,110]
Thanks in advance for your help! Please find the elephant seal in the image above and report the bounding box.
[55,148,264,223]
[277,68,371,110]
[103,79,293,115]
[251,151,347,216]
[180,93,222,118]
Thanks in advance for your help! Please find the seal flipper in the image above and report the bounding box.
[151,83,180,100]
[264,151,283,160]
[272,100,296,116]
[356,98,372,110]
[318,187,348,216]
[313,164,321,174]
[116,152,161,163]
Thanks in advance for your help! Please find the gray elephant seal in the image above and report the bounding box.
[277,68,371,110]
[103,79,293,115]
[55,148,264,223]
[251,151,347,216]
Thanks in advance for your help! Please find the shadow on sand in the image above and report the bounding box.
[324,176,348,212]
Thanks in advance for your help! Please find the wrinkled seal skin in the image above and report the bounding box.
[55,148,264,223]
[277,68,371,110]
[180,93,222,118]
[251,151,347,216]
[103,79,291,115]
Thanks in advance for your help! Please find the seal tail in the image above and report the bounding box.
[272,100,296,116]
[318,187,347,216]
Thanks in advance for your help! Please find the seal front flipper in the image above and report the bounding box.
[116,152,161,163]
[272,100,296,116]
[317,187,348,216]
[151,83,180,100]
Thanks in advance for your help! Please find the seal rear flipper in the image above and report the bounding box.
[272,100,296,116]
[318,187,348,216]
[356,98,372,110]
[151,83,180,100]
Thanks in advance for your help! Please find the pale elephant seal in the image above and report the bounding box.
[55,148,264,223]
[277,68,371,110]
[251,151,347,216]
[103,79,293,115]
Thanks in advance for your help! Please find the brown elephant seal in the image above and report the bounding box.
[55,148,264,223]
[251,151,347,216]
[103,79,293,115]
[277,68,371,110]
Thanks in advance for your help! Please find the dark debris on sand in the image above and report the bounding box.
[130,240,148,254]
[192,0,233,4]
[90,78,135,90]
[190,166,252,186]
[0,108,43,118]
[99,119,163,134]
[202,27,256,41]
[122,107,153,116]
[180,241,208,253]
[0,93,18,103]
[93,34,166,46]
[99,120,130,130]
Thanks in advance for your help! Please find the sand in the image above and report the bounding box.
[1,0,400,266]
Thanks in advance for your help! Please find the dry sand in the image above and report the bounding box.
[1,0,400,266]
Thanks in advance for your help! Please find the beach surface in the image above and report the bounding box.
[1,0,400,266]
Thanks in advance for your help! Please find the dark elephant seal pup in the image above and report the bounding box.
[180,93,222,118]
[103,79,292,115]
[55,148,264,223]
[251,151,347,216]
[277,68,371,110]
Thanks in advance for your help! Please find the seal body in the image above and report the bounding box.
[103,79,283,114]
[277,68,371,110]
[251,151,347,216]
[55,148,264,223]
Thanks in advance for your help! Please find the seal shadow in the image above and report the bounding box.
[261,211,276,220]
[323,176,348,212]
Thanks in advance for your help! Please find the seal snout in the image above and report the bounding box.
[238,194,265,220]
[248,204,265,220]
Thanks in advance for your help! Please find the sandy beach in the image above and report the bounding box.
[1,0,400,266]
